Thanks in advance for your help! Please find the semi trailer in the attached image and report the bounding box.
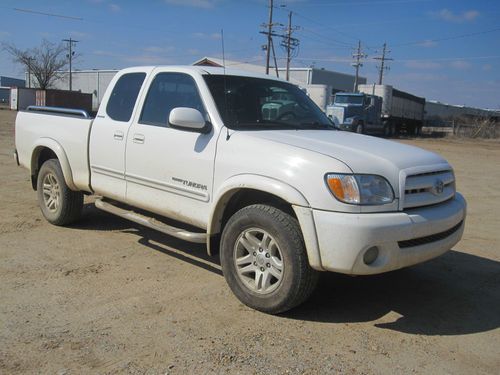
[327,84,425,136]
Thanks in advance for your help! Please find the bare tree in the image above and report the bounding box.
[2,39,68,89]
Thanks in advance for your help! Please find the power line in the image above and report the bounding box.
[296,32,353,50]
[287,0,433,7]
[299,27,354,47]
[288,9,360,43]
[373,42,393,85]
[13,8,83,20]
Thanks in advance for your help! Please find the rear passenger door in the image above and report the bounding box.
[89,71,147,201]
[125,70,217,229]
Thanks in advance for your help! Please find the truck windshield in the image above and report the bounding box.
[335,95,364,105]
[203,75,334,130]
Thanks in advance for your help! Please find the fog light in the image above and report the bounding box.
[363,246,379,265]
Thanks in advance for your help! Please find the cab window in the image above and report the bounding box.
[140,73,205,127]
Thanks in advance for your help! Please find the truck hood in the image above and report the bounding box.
[238,130,449,194]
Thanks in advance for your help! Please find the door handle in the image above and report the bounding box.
[132,133,145,144]
[113,131,124,140]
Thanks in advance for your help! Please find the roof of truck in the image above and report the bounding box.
[123,65,287,82]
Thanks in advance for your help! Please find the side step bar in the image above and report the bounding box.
[95,199,206,244]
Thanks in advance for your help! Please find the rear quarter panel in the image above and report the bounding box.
[15,111,93,191]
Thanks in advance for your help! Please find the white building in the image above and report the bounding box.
[32,57,367,111]
[193,56,366,94]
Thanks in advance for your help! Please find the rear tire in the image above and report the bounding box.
[220,204,319,314]
[37,159,83,226]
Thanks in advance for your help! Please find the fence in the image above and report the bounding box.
[424,117,498,139]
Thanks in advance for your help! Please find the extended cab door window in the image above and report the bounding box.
[139,73,205,127]
[106,72,146,122]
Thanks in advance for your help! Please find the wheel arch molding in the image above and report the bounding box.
[30,138,77,191]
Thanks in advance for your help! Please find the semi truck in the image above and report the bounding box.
[14,66,465,314]
[327,84,425,136]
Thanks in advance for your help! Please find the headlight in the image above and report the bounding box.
[325,174,394,205]
[344,117,354,124]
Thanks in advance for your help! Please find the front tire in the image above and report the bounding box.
[220,204,319,314]
[355,122,364,134]
[37,159,83,226]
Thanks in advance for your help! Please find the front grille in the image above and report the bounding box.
[403,170,455,209]
[398,220,463,248]
[262,107,278,120]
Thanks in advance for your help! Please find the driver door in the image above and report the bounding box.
[125,70,217,229]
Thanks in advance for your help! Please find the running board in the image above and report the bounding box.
[95,199,206,244]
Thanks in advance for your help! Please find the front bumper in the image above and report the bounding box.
[312,193,466,275]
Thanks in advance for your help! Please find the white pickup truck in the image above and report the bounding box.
[15,66,466,313]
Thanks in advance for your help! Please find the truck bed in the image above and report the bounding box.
[15,108,93,192]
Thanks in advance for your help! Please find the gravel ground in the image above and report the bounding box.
[0,109,499,374]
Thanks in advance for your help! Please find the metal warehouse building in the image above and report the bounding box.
[193,56,366,94]
[31,58,366,111]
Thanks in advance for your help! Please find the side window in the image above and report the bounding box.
[140,73,204,127]
[106,72,146,122]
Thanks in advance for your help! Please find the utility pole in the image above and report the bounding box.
[271,39,280,78]
[373,42,393,85]
[260,0,283,78]
[351,40,366,92]
[62,38,79,91]
[265,0,274,75]
[26,56,34,88]
[282,11,300,81]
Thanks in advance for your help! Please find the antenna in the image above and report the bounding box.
[221,29,230,140]
[221,29,226,73]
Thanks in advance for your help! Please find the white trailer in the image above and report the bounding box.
[305,84,332,111]
[358,84,425,134]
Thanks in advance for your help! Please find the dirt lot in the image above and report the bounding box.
[0,109,499,374]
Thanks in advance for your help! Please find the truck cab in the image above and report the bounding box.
[326,93,382,134]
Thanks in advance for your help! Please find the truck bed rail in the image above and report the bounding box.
[26,105,91,119]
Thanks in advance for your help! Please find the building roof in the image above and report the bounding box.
[193,57,267,74]
[193,56,365,87]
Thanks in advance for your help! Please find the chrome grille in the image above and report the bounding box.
[403,170,455,209]
[262,107,278,120]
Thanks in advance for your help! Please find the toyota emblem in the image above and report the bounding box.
[433,179,444,195]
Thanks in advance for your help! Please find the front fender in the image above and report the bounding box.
[208,174,325,270]
[209,174,310,236]
[31,138,77,191]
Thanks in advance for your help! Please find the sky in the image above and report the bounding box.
[0,0,499,108]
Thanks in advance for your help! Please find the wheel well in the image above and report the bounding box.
[31,147,57,190]
[209,189,297,255]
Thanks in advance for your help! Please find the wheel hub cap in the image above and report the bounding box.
[233,228,284,295]
[42,173,60,212]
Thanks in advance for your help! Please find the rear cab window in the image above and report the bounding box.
[106,72,146,122]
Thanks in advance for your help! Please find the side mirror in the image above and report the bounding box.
[169,107,208,132]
